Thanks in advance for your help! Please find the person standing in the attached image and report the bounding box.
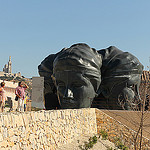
[24,95,28,111]
[15,81,28,112]
[0,82,6,112]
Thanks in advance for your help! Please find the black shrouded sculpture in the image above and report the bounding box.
[38,43,143,110]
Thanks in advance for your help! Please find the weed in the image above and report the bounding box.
[114,137,128,150]
[79,145,84,150]
[78,135,98,150]
[100,130,108,140]
[116,141,128,150]
[107,147,113,150]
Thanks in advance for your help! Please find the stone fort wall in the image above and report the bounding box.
[0,108,150,150]
[0,108,97,150]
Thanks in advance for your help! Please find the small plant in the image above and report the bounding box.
[79,145,84,150]
[114,137,128,150]
[84,141,93,149]
[117,141,128,150]
[100,130,108,140]
[90,135,97,144]
[78,135,98,150]
[107,147,113,150]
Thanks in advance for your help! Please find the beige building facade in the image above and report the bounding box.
[0,79,18,110]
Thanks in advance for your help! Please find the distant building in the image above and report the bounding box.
[0,79,18,111]
[3,56,12,74]
[0,56,21,78]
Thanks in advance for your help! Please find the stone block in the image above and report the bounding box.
[29,134,35,143]
[38,110,45,121]
[44,111,50,121]
[22,113,30,127]
[30,111,35,120]
[56,110,61,118]
[7,113,13,127]
[3,115,9,128]
[7,128,14,137]
[0,140,8,148]
[0,133,3,142]
[3,127,8,138]
[0,148,7,150]
[0,115,4,125]
[8,141,15,147]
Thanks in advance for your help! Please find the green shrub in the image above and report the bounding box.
[114,137,128,150]
[79,135,98,150]
[117,141,128,150]
[107,147,113,150]
[100,130,108,140]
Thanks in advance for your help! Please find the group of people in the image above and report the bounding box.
[0,81,28,113]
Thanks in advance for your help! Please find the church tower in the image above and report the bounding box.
[8,56,12,74]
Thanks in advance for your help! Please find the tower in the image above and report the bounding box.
[8,56,12,74]
[3,64,8,73]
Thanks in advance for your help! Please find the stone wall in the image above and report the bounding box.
[0,108,97,150]
[96,109,150,149]
[1,108,150,150]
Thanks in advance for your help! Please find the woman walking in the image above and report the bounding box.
[0,82,6,112]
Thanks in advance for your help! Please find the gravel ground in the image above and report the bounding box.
[102,110,150,139]
[57,134,118,150]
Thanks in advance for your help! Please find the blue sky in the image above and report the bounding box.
[0,0,150,78]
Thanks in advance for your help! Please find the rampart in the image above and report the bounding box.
[0,108,97,150]
[0,108,150,150]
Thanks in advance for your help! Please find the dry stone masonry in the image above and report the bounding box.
[0,108,150,150]
[0,108,97,150]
